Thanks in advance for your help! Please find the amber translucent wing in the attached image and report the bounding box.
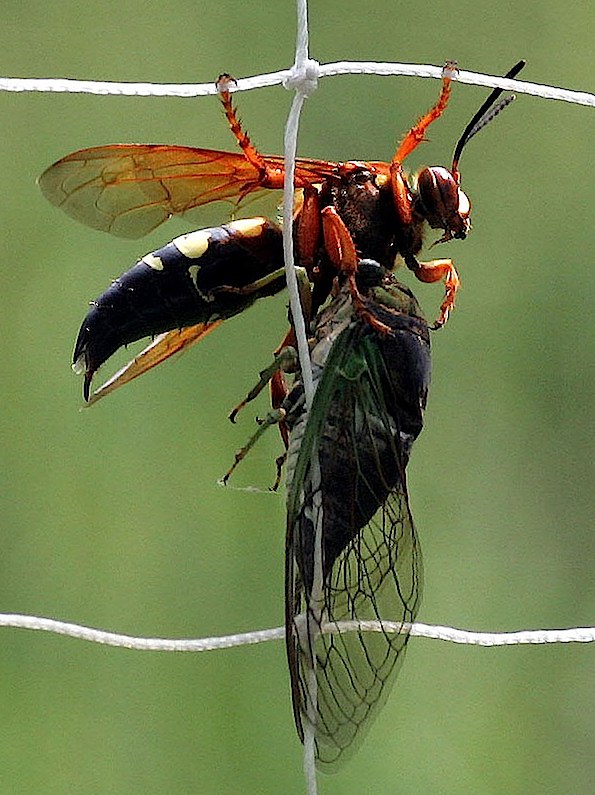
[38,144,338,239]
[84,322,222,405]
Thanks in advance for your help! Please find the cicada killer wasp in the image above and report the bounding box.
[39,60,525,403]
[38,60,525,765]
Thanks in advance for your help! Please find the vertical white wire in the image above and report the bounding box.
[282,93,315,407]
[282,3,323,794]
[282,67,316,404]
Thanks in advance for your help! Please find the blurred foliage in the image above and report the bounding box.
[1,1,593,793]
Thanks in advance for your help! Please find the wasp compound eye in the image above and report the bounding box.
[417,166,471,240]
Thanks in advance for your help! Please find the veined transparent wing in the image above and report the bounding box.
[285,282,430,766]
[38,144,337,239]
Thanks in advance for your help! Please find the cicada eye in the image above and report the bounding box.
[416,166,471,240]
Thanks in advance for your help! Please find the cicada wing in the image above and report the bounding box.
[285,323,424,767]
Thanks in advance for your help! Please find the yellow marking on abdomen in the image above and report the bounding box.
[227,217,266,237]
[173,228,212,259]
[141,252,164,271]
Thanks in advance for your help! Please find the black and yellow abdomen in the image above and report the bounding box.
[73,217,286,396]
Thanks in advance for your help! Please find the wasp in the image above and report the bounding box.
[38,60,524,764]
[39,61,524,403]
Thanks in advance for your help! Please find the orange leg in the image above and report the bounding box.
[389,164,414,227]
[295,186,322,275]
[389,63,458,230]
[321,206,390,334]
[408,256,460,329]
[216,74,283,186]
[321,205,358,275]
[272,327,297,411]
[392,62,458,165]
[271,369,290,451]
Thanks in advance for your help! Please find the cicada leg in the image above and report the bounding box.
[228,346,298,424]
[212,265,287,298]
[219,406,288,487]
[222,344,299,487]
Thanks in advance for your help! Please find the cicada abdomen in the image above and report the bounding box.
[284,260,431,766]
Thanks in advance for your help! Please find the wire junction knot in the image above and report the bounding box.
[283,58,320,97]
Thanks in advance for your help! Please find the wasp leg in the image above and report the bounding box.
[321,206,391,334]
[392,61,458,165]
[216,74,285,189]
[295,186,322,271]
[212,265,289,297]
[229,347,298,424]
[321,204,358,275]
[220,407,287,486]
[389,64,458,230]
[270,328,298,449]
[405,254,460,329]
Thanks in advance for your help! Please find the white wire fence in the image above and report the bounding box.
[1,613,594,651]
[2,0,594,793]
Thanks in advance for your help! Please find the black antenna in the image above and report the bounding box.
[452,59,526,179]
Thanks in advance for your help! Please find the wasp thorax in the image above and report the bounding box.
[416,166,471,240]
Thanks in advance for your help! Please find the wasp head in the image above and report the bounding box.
[415,166,471,244]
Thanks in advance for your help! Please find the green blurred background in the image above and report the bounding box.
[1,2,593,793]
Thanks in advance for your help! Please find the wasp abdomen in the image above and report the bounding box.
[73,217,285,399]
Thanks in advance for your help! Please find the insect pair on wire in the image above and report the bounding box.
[38,59,525,765]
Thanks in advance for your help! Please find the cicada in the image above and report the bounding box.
[282,260,430,764]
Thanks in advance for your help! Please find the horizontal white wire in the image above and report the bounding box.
[1,613,593,651]
[1,61,593,106]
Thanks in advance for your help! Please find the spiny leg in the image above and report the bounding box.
[216,74,283,187]
[228,346,298,424]
[392,61,458,165]
[225,343,299,488]
[220,407,287,486]
[212,265,287,299]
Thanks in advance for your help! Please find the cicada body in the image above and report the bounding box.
[282,261,430,764]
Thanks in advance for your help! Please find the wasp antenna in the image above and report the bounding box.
[462,94,517,144]
[452,59,526,177]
